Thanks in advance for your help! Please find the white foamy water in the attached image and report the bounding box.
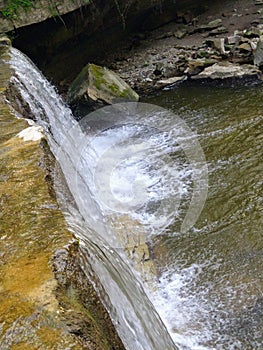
[8,47,178,350]
[8,46,262,350]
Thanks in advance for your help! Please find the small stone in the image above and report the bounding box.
[209,26,228,36]
[243,27,261,38]
[197,19,223,32]
[174,30,187,39]
[186,58,218,75]
[238,43,252,52]
[234,30,243,36]
[226,35,241,45]
[250,39,258,50]
[206,19,223,29]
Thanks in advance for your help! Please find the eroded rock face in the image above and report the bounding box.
[67,63,139,107]
[0,0,89,32]
[0,42,125,350]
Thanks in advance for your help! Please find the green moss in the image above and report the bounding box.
[89,63,138,101]
[0,0,35,20]
[0,0,80,20]
[89,64,106,90]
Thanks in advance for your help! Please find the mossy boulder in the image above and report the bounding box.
[67,63,139,108]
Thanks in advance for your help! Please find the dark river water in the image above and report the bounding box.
[144,82,263,349]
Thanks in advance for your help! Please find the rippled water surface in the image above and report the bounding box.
[7,47,262,350]
[144,82,263,349]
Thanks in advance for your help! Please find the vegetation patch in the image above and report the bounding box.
[0,0,35,20]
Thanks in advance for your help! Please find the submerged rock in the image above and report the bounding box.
[67,63,139,107]
[156,75,186,87]
[192,62,261,80]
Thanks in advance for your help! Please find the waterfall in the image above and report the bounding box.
[7,47,178,350]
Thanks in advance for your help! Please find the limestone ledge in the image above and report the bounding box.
[0,0,89,32]
[0,43,124,349]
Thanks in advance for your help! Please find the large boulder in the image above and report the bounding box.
[191,62,261,80]
[67,63,139,108]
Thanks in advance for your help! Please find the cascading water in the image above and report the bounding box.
[6,47,263,350]
[7,47,178,350]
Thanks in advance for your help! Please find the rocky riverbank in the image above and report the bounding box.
[2,0,262,95]
[101,0,263,94]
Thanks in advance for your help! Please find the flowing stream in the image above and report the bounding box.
[7,47,263,350]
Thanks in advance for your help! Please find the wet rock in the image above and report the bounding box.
[156,75,186,87]
[254,36,263,66]
[53,243,125,350]
[192,62,261,80]
[0,35,11,46]
[67,63,139,107]
[0,44,125,350]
